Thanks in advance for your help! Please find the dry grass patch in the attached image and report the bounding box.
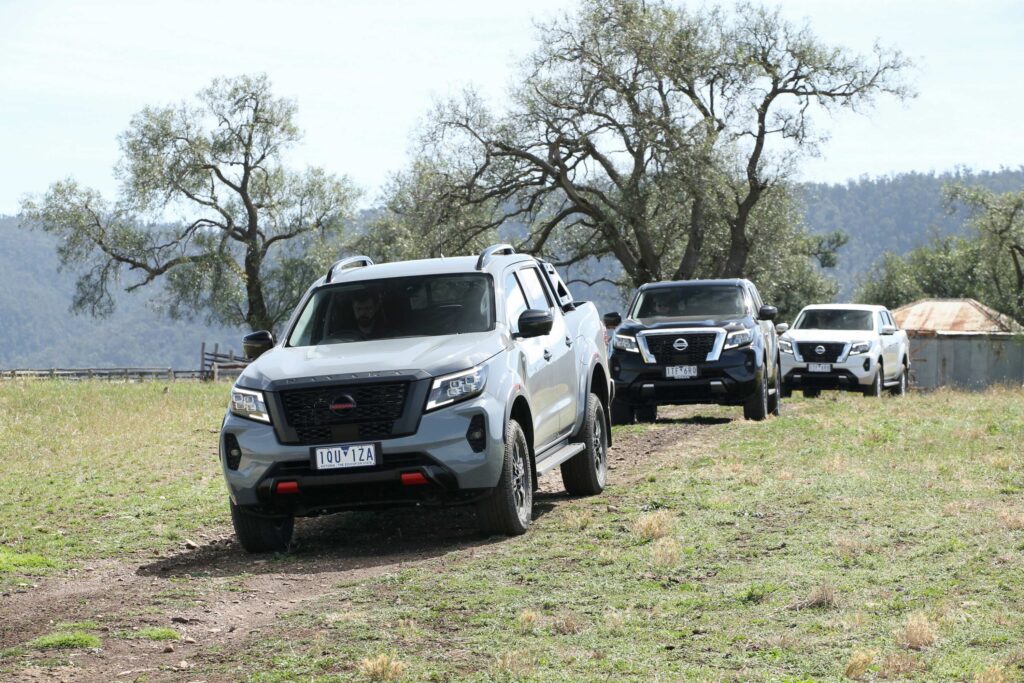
[833,535,872,559]
[790,583,837,610]
[553,613,583,635]
[879,652,924,679]
[844,649,875,680]
[357,654,405,682]
[633,510,674,541]
[997,508,1024,531]
[563,507,593,531]
[516,608,539,634]
[604,608,625,635]
[650,536,683,568]
[974,664,1009,683]
[895,612,937,650]
[492,650,533,677]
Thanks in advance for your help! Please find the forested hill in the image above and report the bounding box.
[0,216,239,369]
[801,168,1024,298]
[4,167,1024,367]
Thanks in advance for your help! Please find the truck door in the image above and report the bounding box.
[513,266,577,448]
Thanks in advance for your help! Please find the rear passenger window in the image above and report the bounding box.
[517,268,553,311]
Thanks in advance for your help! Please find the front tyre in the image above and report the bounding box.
[863,361,884,398]
[230,500,294,554]
[802,389,821,399]
[562,394,608,496]
[477,419,533,536]
[743,365,769,421]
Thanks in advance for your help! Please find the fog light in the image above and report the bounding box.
[466,414,486,452]
[224,433,242,470]
[863,358,870,372]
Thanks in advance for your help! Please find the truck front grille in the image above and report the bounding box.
[279,382,408,445]
[797,342,845,363]
[645,333,717,364]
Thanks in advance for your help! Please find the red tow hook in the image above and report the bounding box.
[275,481,300,495]
[400,472,429,486]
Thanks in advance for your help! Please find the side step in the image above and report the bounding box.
[534,442,586,476]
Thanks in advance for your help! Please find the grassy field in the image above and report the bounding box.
[1,381,1023,681]
[0,381,228,581]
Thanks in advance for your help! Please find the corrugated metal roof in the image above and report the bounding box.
[892,298,1021,333]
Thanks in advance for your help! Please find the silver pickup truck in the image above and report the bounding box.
[220,245,612,552]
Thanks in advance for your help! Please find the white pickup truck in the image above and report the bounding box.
[778,304,910,398]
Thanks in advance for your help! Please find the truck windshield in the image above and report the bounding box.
[288,274,494,346]
[794,309,874,331]
[632,286,746,319]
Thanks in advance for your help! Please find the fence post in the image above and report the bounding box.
[200,342,206,376]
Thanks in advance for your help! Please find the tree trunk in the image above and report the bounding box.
[675,195,706,280]
[244,244,272,332]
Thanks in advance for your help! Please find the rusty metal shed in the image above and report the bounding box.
[892,299,1024,390]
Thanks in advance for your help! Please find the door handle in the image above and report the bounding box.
[565,336,573,347]
[543,349,552,361]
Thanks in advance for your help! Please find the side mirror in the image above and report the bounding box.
[517,309,554,339]
[603,312,622,328]
[243,330,275,360]
[880,324,897,336]
[758,305,778,321]
[775,323,789,334]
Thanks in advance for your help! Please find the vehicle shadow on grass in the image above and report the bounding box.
[654,414,733,426]
[137,500,557,580]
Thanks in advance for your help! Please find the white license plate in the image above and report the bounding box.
[314,443,376,470]
[808,363,831,373]
[666,365,698,379]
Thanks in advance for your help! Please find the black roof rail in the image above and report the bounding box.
[475,243,516,270]
[325,255,374,283]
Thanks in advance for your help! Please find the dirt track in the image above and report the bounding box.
[0,409,727,682]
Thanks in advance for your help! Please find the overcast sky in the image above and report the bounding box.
[2,0,1023,215]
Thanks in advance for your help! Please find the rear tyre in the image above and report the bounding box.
[891,363,909,396]
[743,365,769,421]
[635,404,658,423]
[562,394,608,496]
[230,500,294,554]
[863,362,884,398]
[802,389,821,399]
[477,419,533,536]
[611,397,635,425]
[781,382,793,399]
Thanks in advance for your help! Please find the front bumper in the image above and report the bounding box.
[610,346,759,407]
[219,393,505,514]
[780,352,876,391]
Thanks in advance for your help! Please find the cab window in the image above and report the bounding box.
[517,267,553,311]
[504,272,529,333]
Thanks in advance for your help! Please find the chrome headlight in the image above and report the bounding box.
[849,341,871,356]
[724,329,754,349]
[612,334,639,352]
[426,365,488,412]
[778,338,793,355]
[230,387,271,423]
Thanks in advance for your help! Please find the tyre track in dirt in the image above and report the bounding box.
[0,408,728,682]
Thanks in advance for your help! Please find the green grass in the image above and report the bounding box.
[215,388,1024,682]
[27,631,101,650]
[0,380,229,577]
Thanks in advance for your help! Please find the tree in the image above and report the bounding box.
[383,0,909,289]
[20,74,358,333]
[943,184,1024,316]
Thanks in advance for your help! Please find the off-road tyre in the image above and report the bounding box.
[802,389,821,399]
[561,394,608,496]
[230,500,294,554]
[864,361,884,398]
[743,365,769,421]
[891,363,909,396]
[477,419,533,536]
